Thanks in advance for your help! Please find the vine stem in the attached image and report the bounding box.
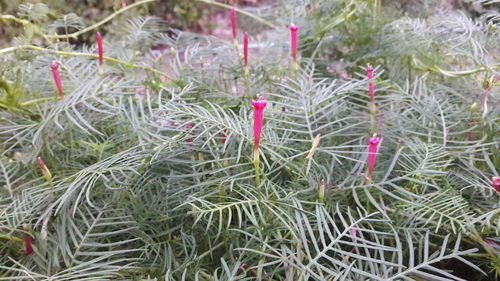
[195,0,279,30]
[0,15,52,43]
[48,0,158,39]
[0,45,171,79]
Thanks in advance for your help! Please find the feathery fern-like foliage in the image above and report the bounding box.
[0,0,499,280]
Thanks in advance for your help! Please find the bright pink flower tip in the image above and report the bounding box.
[350,226,358,237]
[368,137,380,145]
[231,7,237,40]
[492,177,500,191]
[289,24,298,32]
[51,61,64,98]
[366,65,374,79]
[37,157,45,168]
[96,32,103,65]
[252,97,267,110]
[243,32,249,66]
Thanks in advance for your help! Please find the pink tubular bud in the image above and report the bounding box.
[243,32,249,67]
[350,226,358,237]
[367,64,375,104]
[37,157,52,183]
[367,135,380,181]
[96,32,104,74]
[492,177,500,191]
[51,61,63,98]
[252,97,267,151]
[231,7,237,41]
[290,24,299,63]
[23,234,33,255]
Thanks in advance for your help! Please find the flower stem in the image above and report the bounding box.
[253,148,261,187]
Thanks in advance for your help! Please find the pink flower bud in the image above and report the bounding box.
[367,135,380,181]
[51,61,63,99]
[221,128,228,144]
[350,226,358,237]
[366,64,375,104]
[290,24,299,63]
[96,32,104,75]
[252,97,267,151]
[231,7,237,42]
[237,263,249,272]
[492,177,500,191]
[23,234,33,255]
[37,157,52,182]
[243,32,249,67]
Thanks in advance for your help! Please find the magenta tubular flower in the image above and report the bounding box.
[243,32,249,67]
[243,32,249,78]
[252,97,267,151]
[290,24,298,62]
[96,32,104,75]
[51,61,64,99]
[367,135,380,183]
[252,97,267,186]
[492,177,500,191]
[290,24,299,72]
[231,7,237,46]
[23,234,33,255]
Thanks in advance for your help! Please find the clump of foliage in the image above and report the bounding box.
[0,0,499,280]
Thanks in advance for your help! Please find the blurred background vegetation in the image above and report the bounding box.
[0,0,284,47]
[0,0,211,47]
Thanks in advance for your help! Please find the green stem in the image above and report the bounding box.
[253,149,261,187]
[293,60,299,80]
[411,57,500,77]
[0,45,171,78]
[47,0,158,39]
[20,97,58,107]
[0,235,23,243]
[0,15,52,43]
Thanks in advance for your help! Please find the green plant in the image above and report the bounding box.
[0,0,499,280]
